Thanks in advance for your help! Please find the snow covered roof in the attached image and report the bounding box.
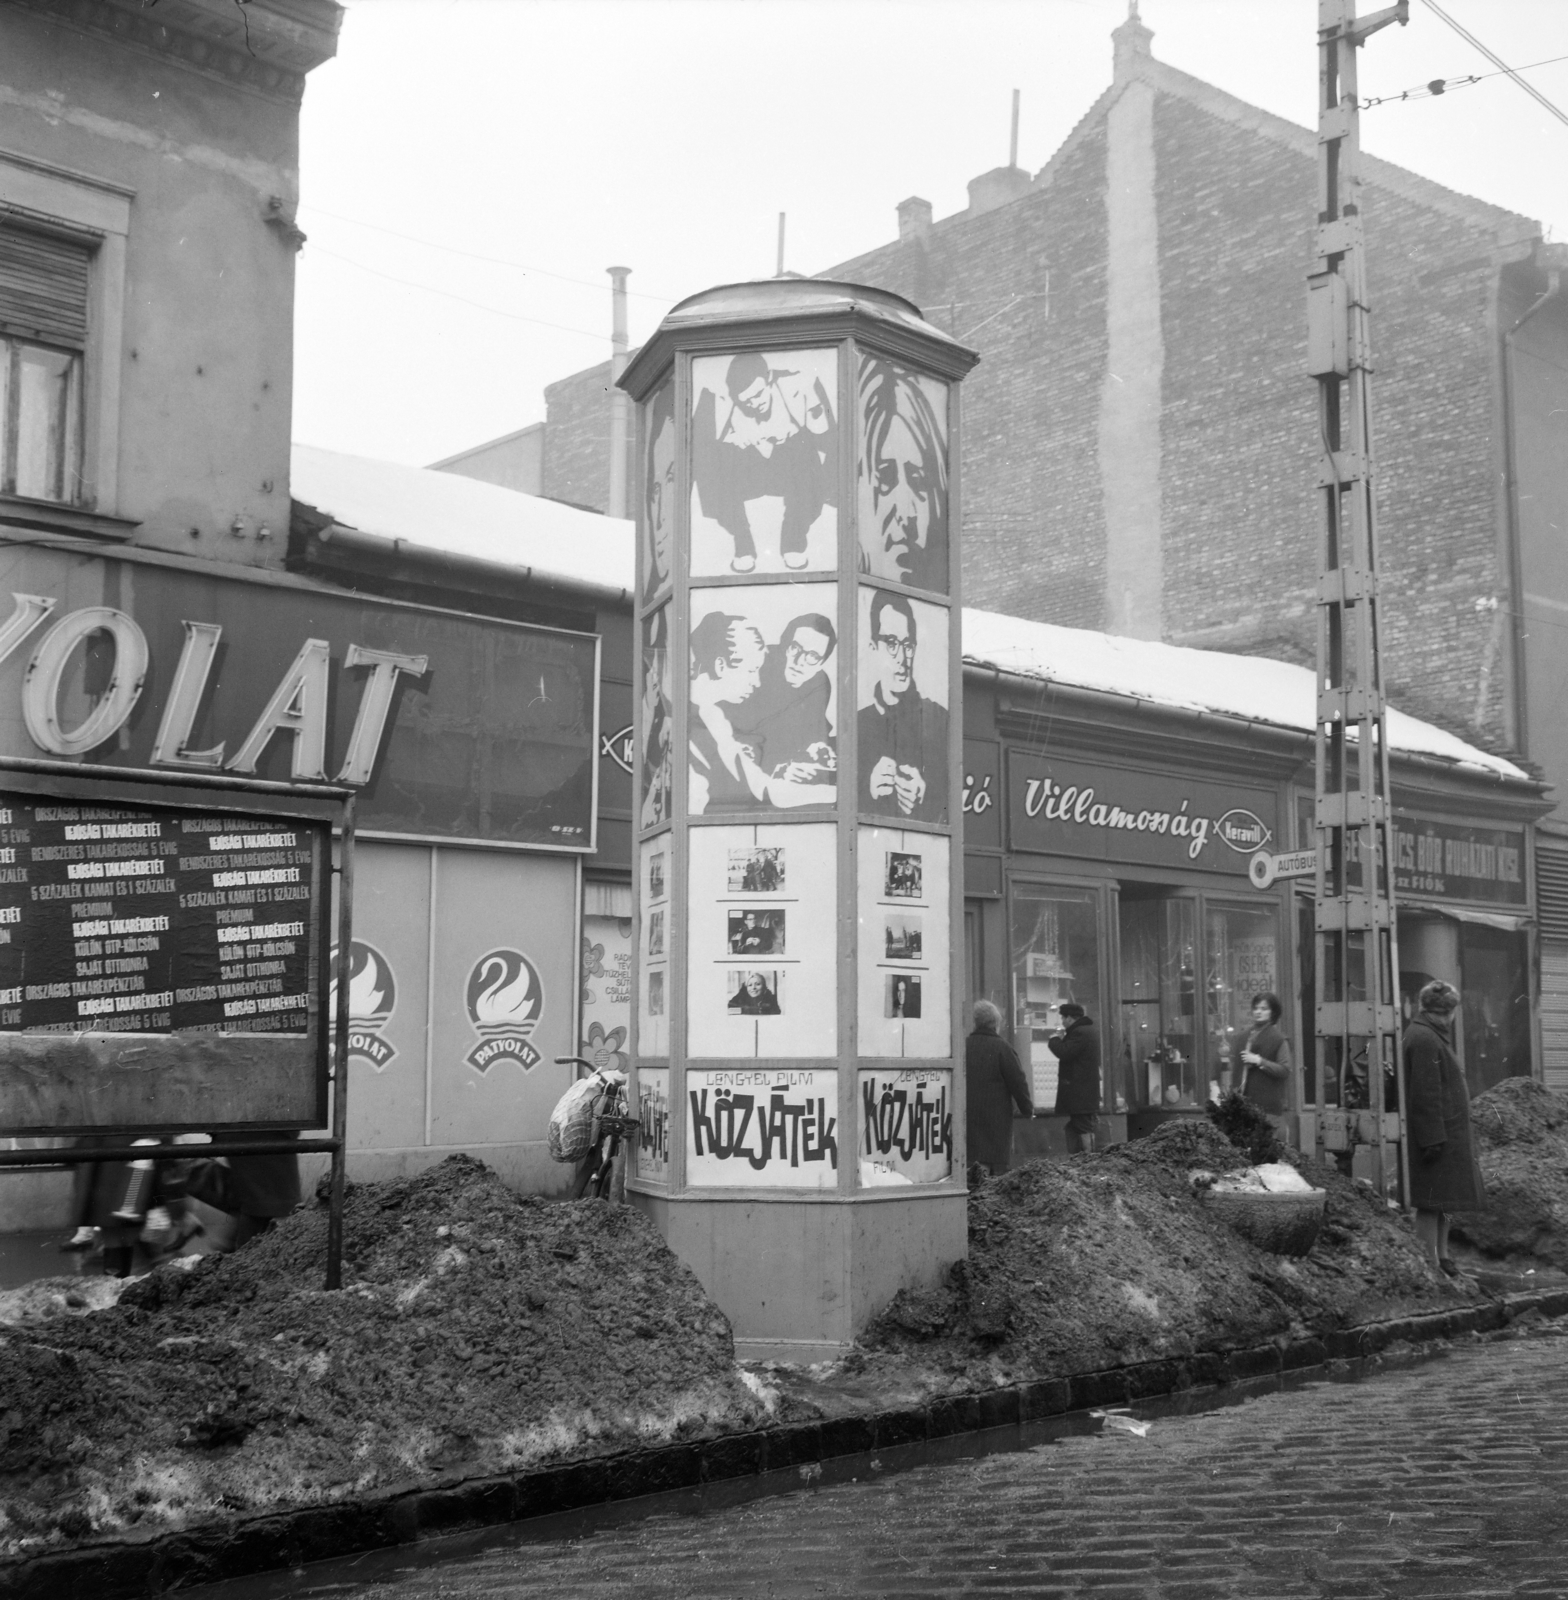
[290,443,635,600]
[963,607,1529,783]
[288,446,1526,785]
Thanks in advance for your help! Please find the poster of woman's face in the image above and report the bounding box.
[885,974,922,1019]
[728,908,785,955]
[690,347,838,577]
[857,355,949,594]
[857,587,950,825]
[639,606,672,830]
[689,585,839,817]
[642,382,675,603]
[726,969,783,1015]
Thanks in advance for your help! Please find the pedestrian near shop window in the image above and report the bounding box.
[965,999,1033,1183]
[1048,1003,1102,1153]
[1232,992,1294,1140]
[1403,979,1485,1276]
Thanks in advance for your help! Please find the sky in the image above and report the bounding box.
[292,0,1568,469]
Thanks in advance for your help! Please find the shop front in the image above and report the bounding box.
[960,616,1553,1160]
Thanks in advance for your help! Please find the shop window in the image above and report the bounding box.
[1118,894,1198,1111]
[1459,923,1530,1096]
[1,229,89,504]
[1204,900,1284,1097]
[1010,883,1100,1111]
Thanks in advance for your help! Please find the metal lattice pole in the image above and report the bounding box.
[1309,0,1410,1203]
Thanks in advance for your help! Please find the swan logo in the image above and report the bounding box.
[464,948,545,1074]
[329,942,397,1071]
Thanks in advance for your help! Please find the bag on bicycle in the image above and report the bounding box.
[548,1072,613,1164]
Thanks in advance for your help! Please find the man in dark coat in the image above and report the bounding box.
[1048,1003,1102,1153]
[1403,979,1485,1275]
[965,999,1033,1183]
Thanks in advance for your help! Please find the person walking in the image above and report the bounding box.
[1048,1003,1102,1153]
[1231,991,1294,1141]
[965,999,1033,1183]
[1403,979,1485,1276]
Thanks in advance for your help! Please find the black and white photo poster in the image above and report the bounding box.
[687,823,835,1059]
[637,836,670,1057]
[857,587,949,824]
[690,348,838,577]
[856,353,949,594]
[858,827,949,1058]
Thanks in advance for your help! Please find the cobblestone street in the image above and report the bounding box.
[210,1327,1568,1600]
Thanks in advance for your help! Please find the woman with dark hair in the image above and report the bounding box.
[1230,992,1294,1134]
[1403,978,1485,1275]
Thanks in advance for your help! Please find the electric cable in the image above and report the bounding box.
[1413,0,1568,128]
[1361,50,1568,107]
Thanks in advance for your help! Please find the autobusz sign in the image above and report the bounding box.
[0,552,599,851]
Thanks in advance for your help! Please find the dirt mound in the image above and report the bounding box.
[0,1155,766,1559]
[866,1143,1474,1379]
[1452,1079,1568,1270]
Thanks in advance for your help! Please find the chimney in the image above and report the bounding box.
[897,196,933,244]
[1113,0,1154,85]
[966,166,1032,218]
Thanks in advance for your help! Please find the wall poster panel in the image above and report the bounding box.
[642,380,675,605]
[686,1066,839,1189]
[690,348,838,577]
[635,1064,670,1183]
[687,821,836,1059]
[856,353,949,593]
[637,835,670,1058]
[857,587,950,824]
[639,606,672,830]
[689,585,839,816]
[858,826,950,1058]
[858,1067,953,1186]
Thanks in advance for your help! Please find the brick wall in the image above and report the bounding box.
[543,359,632,513]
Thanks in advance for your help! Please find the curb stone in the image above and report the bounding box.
[5,1289,1566,1600]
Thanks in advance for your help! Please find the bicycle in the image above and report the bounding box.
[554,1057,641,1201]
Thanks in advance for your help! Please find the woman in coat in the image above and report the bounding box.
[1230,992,1294,1140]
[1403,979,1486,1274]
[965,999,1034,1181]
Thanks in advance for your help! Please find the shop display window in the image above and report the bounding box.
[1204,901,1283,1095]
[1010,884,1101,1111]
[1118,895,1199,1110]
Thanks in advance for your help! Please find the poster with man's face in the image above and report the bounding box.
[857,354,949,594]
[857,586,950,825]
[642,381,676,604]
[689,347,838,578]
[689,585,839,818]
[639,606,672,830]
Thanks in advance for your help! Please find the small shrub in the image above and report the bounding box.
[1207,1091,1283,1167]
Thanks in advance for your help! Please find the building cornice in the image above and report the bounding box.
[8,0,341,105]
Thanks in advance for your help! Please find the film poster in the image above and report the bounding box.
[686,822,836,1059]
[857,826,950,1058]
[689,347,837,578]
[686,1066,838,1189]
[642,380,675,605]
[637,835,670,1058]
[858,1068,953,1186]
[856,352,950,594]
[635,1064,670,1183]
[856,587,950,825]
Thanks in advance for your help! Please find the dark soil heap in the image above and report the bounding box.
[0,1155,766,1559]
[1452,1078,1568,1270]
[866,1122,1473,1380]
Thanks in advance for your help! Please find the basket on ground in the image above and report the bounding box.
[1200,1187,1326,1256]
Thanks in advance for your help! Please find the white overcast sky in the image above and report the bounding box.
[292,0,1568,468]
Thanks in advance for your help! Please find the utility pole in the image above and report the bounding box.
[607,266,631,519]
[1308,0,1409,1199]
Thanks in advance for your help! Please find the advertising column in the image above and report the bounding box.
[620,281,978,1358]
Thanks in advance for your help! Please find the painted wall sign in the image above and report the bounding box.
[1008,753,1277,875]
[463,948,545,1074]
[0,553,598,850]
[857,1068,953,1186]
[685,1067,839,1189]
[1393,815,1527,906]
[961,737,1001,852]
[330,940,397,1070]
[0,791,322,1035]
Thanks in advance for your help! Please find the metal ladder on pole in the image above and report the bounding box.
[1308,0,1410,1202]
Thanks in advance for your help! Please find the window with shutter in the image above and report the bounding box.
[1538,842,1568,941]
[1,224,90,506]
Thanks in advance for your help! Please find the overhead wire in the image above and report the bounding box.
[1361,50,1568,108]
[1410,0,1568,128]
[296,202,681,304]
[304,245,610,342]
